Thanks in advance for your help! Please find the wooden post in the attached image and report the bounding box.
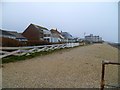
[101,61,105,90]
[100,60,120,90]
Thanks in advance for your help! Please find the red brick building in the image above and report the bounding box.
[22,24,48,41]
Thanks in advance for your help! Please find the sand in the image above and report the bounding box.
[2,43,119,88]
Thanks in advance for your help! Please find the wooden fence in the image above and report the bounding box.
[0,43,80,59]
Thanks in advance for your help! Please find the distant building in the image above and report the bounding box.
[0,29,27,41]
[0,29,16,39]
[8,31,27,42]
[61,32,74,43]
[23,24,68,43]
[85,34,103,43]
[50,28,64,43]
[22,24,45,41]
[22,23,80,43]
[0,29,27,46]
[74,37,83,43]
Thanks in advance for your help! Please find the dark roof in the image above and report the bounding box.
[0,29,15,37]
[61,32,74,39]
[31,23,48,30]
[8,31,27,39]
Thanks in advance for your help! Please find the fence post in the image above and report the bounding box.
[101,61,105,90]
[100,61,120,90]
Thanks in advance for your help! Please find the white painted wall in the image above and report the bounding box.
[51,37,61,43]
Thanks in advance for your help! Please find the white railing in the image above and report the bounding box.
[0,43,80,59]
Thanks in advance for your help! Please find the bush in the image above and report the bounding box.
[2,37,27,47]
[1,37,24,47]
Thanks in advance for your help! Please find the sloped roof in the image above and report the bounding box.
[50,29,64,39]
[0,29,15,37]
[61,32,74,39]
[50,29,61,34]
[8,31,27,39]
[31,23,48,30]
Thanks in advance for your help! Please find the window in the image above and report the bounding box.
[44,34,51,37]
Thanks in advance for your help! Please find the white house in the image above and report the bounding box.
[50,28,64,43]
[85,34,103,43]
[42,29,52,42]
[61,32,75,43]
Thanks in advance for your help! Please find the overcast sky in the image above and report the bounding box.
[1,1,118,43]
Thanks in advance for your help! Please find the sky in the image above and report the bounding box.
[1,1,119,43]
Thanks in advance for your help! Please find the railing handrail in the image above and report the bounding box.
[0,43,80,59]
[0,43,79,50]
[100,60,120,90]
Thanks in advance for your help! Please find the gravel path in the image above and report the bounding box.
[2,43,119,88]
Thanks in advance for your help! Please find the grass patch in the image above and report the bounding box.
[2,45,87,64]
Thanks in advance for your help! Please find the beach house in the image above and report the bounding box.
[0,29,16,39]
[8,31,27,42]
[61,32,74,43]
[0,29,27,46]
[22,24,45,41]
[85,34,103,43]
[22,24,52,42]
[50,28,64,43]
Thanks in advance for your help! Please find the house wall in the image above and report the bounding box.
[43,29,52,42]
[16,38,28,42]
[85,35,102,43]
[51,37,61,43]
[22,24,43,41]
[50,29,65,43]
[0,35,16,39]
[43,37,52,42]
